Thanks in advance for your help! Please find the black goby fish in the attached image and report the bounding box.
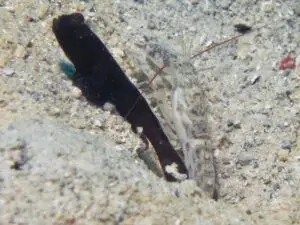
[52,13,188,181]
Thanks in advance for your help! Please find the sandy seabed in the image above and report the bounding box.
[1,0,300,224]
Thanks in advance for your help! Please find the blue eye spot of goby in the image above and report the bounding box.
[59,61,77,80]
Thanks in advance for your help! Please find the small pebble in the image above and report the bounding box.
[227,120,234,127]
[137,126,143,134]
[283,122,289,127]
[277,149,289,162]
[47,107,61,117]
[277,166,284,172]
[237,152,254,166]
[147,20,156,30]
[114,145,124,151]
[2,67,14,76]
[71,87,82,99]
[226,119,241,131]
[38,4,49,20]
[94,119,103,128]
[14,45,27,58]
[233,120,241,129]
[281,70,290,77]
[280,141,292,150]
[103,102,116,112]
[0,99,8,108]
[253,161,259,168]
[111,48,124,58]
[234,24,252,34]
[251,75,260,85]
[261,1,274,13]
[76,2,86,11]
[273,183,280,191]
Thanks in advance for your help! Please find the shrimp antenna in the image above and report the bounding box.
[148,32,247,86]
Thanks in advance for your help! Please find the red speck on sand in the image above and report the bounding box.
[279,57,296,70]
